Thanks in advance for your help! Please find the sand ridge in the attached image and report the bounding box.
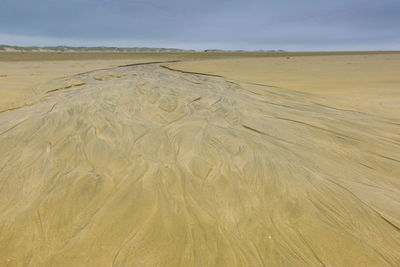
[0,62,399,266]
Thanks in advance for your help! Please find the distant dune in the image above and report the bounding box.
[0,54,399,266]
[0,45,190,52]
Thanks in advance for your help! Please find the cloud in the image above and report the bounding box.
[0,0,398,50]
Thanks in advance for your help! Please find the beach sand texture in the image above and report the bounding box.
[0,55,399,266]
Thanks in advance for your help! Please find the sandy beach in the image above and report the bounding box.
[0,52,399,266]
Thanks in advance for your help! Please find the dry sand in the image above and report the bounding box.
[0,54,399,266]
[166,54,400,119]
[0,59,176,112]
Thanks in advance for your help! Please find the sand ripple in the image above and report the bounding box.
[0,64,399,266]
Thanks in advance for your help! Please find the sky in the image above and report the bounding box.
[0,0,399,51]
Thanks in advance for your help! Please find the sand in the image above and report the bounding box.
[0,59,176,112]
[0,54,399,266]
[165,54,400,119]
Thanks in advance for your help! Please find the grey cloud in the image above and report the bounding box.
[0,0,398,50]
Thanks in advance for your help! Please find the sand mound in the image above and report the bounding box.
[0,63,399,266]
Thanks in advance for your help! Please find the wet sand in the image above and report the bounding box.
[0,53,399,266]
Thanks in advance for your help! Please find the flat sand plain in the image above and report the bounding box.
[0,58,178,112]
[166,54,400,119]
[0,53,399,266]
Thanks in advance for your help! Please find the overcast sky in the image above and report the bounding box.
[0,0,399,51]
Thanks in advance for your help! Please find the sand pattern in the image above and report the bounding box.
[0,63,399,266]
